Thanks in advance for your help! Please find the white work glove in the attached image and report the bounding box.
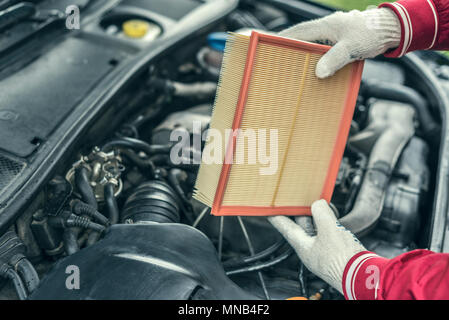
[268,200,366,294]
[279,8,401,78]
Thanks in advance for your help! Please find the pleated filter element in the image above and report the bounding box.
[194,31,364,216]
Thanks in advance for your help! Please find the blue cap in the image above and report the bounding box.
[207,32,228,52]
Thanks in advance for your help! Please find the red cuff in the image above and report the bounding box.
[379,0,439,57]
[342,251,389,300]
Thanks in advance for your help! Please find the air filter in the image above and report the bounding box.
[194,31,363,216]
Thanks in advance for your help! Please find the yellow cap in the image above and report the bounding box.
[122,20,150,38]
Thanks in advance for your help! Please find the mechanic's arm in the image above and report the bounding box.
[280,0,449,78]
[269,200,449,300]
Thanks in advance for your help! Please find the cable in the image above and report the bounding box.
[226,247,294,276]
[237,217,270,300]
[218,216,224,261]
[49,212,105,233]
[66,215,105,233]
[192,207,210,228]
[298,263,307,297]
[223,239,286,269]
[72,200,109,226]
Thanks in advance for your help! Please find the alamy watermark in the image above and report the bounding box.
[65,5,80,30]
[65,265,80,290]
[170,121,279,176]
[365,265,380,289]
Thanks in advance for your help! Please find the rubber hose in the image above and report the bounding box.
[63,228,79,255]
[361,80,439,139]
[16,258,39,294]
[122,181,180,224]
[171,81,217,100]
[102,137,171,156]
[4,268,27,300]
[104,183,119,224]
[86,232,101,247]
[340,104,416,235]
[74,167,97,209]
[120,148,156,177]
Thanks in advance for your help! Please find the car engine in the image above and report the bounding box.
[0,0,448,300]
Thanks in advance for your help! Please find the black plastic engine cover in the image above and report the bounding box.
[0,37,124,158]
[30,223,257,300]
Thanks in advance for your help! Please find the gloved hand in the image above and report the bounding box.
[268,200,366,294]
[279,8,401,78]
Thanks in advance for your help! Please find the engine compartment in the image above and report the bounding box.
[0,0,448,300]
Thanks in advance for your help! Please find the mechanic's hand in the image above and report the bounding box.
[279,8,401,78]
[268,200,366,294]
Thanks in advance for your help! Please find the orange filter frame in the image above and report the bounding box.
[210,31,364,216]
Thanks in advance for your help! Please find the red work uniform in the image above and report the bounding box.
[380,0,449,56]
[342,250,449,299]
[342,0,449,300]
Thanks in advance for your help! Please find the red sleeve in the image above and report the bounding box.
[379,0,449,57]
[342,249,449,300]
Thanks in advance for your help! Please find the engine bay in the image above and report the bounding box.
[0,0,448,300]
